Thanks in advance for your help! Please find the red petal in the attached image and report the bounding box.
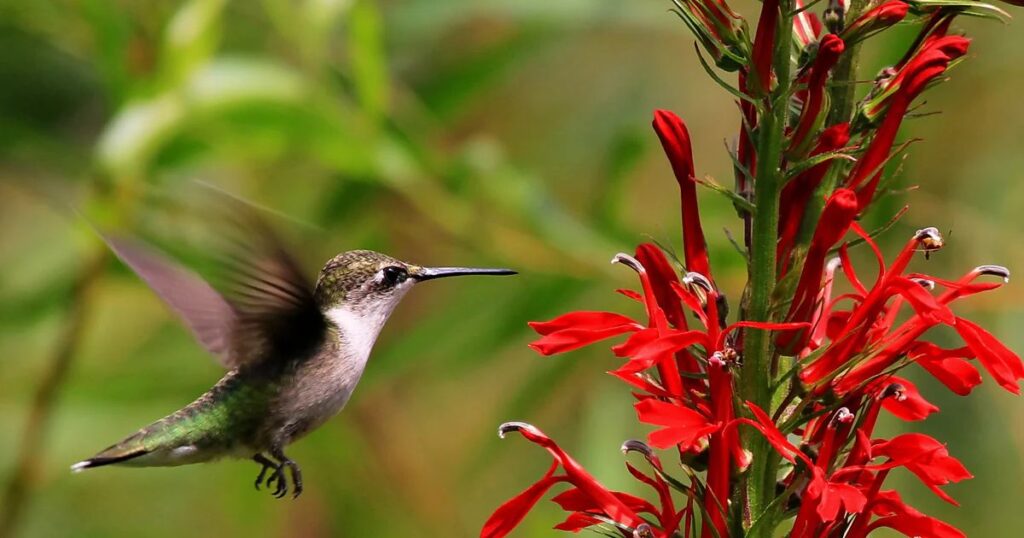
[815,480,868,522]
[552,512,602,532]
[873,433,972,505]
[528,312,642,355]
[529,326,638,355]
[737,402,814,468]
[912,343,981,396]
[635,243,687,329]
[500,424,645,528]
[616,288,644,302]
[529,311,639,336]
[868,490,965,538]
[889,277,955,325]
[551,488,657,516]
[625,330,710,371]
[481,462,560,538]
[954,316,1024,394]
[635,399,719,451]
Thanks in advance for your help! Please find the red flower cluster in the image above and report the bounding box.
[483,1,1020,537]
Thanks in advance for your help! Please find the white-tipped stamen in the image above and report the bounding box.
[497,421,535,439]
[911,278,936,290]
[682,272,714,293]
[974,264,1010,283]
[611,253,644,273]
[621,439,655,458]
[883,383,907,402]
[832,407,855,425]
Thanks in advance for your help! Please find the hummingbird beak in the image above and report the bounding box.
[412,266,517,281]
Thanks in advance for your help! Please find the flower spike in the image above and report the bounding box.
[488,3,1023,537]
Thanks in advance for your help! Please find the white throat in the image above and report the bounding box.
[326,306,388,364]
[324,283,413,364]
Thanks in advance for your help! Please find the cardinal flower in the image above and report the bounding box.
[485,3,1023,536]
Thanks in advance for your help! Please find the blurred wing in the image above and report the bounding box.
[104,236,237,366]
[217,205,327,366]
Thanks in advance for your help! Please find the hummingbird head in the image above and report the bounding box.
[314,250,515,347]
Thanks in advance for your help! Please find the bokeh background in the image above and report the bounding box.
[2,1,1023,536]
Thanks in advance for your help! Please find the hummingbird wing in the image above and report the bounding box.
[104,236,238,365]
[218,209,327,366]
[103,205,325,369]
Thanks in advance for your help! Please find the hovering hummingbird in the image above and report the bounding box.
[71,213,515,498]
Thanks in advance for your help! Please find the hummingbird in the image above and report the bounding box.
[71,213,515,498]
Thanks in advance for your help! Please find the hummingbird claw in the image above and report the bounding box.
[255,448,303,499]
[252,453,276,491]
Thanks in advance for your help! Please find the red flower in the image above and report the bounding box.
[860,490,965,538]
[749,0,780,94]
[481,422,645,538]
[871,433,972,505]
[488,3,1022,534]
[877,376,938,421]
[849,24,970,209]
[529,312,643,355]
[652,111,712,277]
[840,1,909,45]
[792,0,823,47]
[788,34,845,156]
[779,188,859,351]
[777,123,851,270]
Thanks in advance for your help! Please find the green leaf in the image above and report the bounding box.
[347,0,390,120]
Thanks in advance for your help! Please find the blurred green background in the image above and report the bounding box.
[1,1,1023,536]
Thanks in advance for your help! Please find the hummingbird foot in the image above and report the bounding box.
[272,448,303,499]
[253,449,303,499]
[252,453,277,491]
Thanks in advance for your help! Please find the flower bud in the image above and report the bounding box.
[841,1,909,45]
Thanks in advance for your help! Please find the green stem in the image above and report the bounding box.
[0,251,107,538]
[741,0,795,534]
[741,5,870,535]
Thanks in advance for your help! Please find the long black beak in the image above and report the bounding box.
[413,266,517,281]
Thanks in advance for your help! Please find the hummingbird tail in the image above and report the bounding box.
[70,448,149,472]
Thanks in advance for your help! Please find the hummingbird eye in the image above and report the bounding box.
[381,266,408,287]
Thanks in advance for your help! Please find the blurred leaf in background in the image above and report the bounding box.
[1,0,1022,537]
